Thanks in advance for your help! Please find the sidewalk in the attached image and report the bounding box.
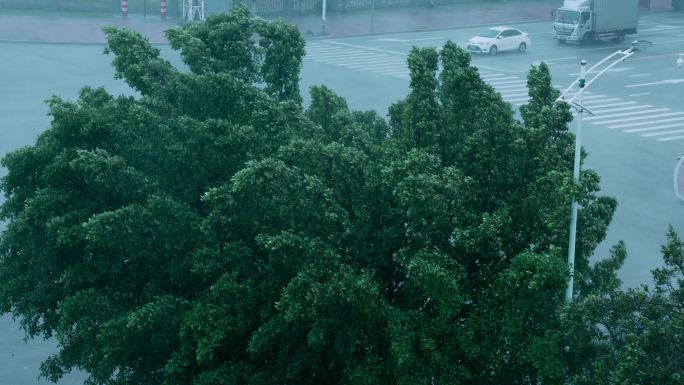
[0,0,674,44]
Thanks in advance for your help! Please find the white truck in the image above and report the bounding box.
[552,0,639,44]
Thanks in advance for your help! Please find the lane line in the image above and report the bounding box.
[308,51,375,59]
[609,116,684,129]
[537,56,578,63]
[322,40,407,56]
[641,128,684,137]
[488,79,527,86]
[372,36,447,42]
[318,56,394,65]
[349,62,406,69]
[590,105,654,114]
[585,108,669,121]
[629,93,651,97]
[483,76,519,81]
[625,122,684,133]
[494,87,528,93]
[658,136,684,141]
[628,73,652,78]
[582,100,632,108]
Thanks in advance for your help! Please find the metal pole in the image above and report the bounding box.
[371,0,375,33]
[566,59,586,302]
[321,0,327,34]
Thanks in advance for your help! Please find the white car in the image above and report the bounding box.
[466,27,531,56]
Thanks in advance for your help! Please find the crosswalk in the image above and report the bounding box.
[305,42,684,142]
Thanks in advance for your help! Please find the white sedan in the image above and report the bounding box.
[466,27,531,56]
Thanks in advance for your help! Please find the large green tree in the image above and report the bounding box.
[562,228,684,385]
[0,7,619,385]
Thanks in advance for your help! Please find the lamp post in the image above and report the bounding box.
[565,59,586,302]
[556,40,651,302]
[321,0,327,35]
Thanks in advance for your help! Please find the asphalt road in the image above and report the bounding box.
[299,11,684,288]
[1,11,684,385]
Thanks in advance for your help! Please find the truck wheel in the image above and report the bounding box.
[518,42,527,53]
[489,45,498,56]
[612,33,625,43]
[557,39,566,45]
[580,33,594,46]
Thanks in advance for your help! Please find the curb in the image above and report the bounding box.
[0,38,169,45]
[304,17,552,40]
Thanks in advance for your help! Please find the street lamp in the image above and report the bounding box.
[556,40,651,302]
[321,0,327,35]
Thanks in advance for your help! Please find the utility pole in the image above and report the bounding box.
[556,40,651,301]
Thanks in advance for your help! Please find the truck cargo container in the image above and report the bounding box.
[552,0,639,44]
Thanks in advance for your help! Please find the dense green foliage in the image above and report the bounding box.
[1,6,660,385]
[562,229,684,385]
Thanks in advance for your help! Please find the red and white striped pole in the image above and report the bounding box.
[121,0,128,17]
[160,0,167,19]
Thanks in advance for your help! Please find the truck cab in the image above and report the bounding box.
[553,6,592,43]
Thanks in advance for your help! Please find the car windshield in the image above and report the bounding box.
[477,29,501,38]
[554,9,580,24]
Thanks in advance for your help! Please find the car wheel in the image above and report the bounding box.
[518,42,527,53]
[489,45,498,56]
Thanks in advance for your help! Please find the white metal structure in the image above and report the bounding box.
[183,0,205,21]
[556,40,651,302]
[674,155,684,202]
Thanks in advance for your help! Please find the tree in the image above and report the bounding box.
[563,228,684,385]
[0,7,619,385]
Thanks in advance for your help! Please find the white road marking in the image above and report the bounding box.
[489,79,527,86]
[591,105,654,114]
[585,108,670,122]
[629,93,651,97]
[641,128,684,137]
[609,116,684,129]
[307,52,388,60]
[625,122,684,133]
[477,65,517,74]
[628,74,652,78]
[384,70,410,76]
[305,48,349,55]
[483,76,519,81]
[625,79,684,88]
[582,100,633,108]
[322,40,407,56]
[372,37,447,42]
[495,87,528,93]
[350,62,405,70]
[577,94,608,100]
[318,56,393,65]
[658,135,684,141]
